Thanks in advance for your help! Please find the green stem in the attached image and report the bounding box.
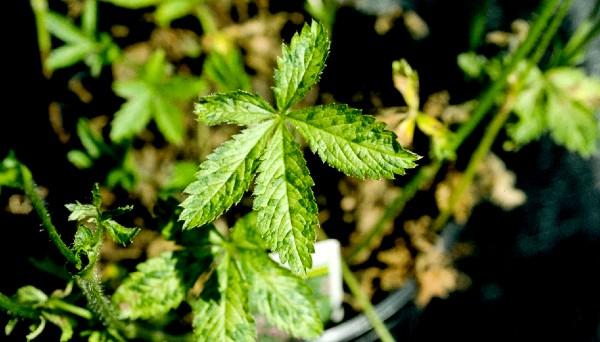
[0,292,38,319]
[346,0,563,260]
[19,165,79,266]
[531,0,574,64]
[341,262,395,342]
[30,0,51,78]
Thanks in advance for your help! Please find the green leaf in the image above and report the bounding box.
[546,68,600,108]
[507,64,546,146]
[113,80,148,99]
[103,0,161,9]
[546,87,599,157]
[162,161,197,192]
[392,59,420,109]
[5,318,18,335]
[457,52,488,79]
[194,91,276,126]
[16,286,48,307]
[67,150,93,169]
[162,75,205,101]
[230,212,265,249]
[253,125,318,275]
[192,253,255,342]
[65,202,97,222]
[180,120,275,229]
[113,252,186,319]
[72,224,96,257]
[26,317,46,341]
[153,96,185,145]
[273,21,330,111]
[104,219,141,246]
[46,12,88,44]
[239,250,322,339]
[110,91,153,142]
[46,44,93,70]
[288,104,419,179]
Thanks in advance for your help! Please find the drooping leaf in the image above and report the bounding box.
[239,250,322,339]
[192,254,255,341]
[288,104,419,179]
[113,252,187,320]
[194,91,276,127]
[180,120,275,229]
[273,21,330,111]
[253,125,319,275]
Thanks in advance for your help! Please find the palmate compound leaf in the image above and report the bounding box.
[239,250,322,339]
[180,120,276,229]
[179,21,418,276]
[273,21,330,111]
[287,104,420,179]
[192,253,255,342]
[253,124,319,275]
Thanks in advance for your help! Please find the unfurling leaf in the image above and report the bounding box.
[104,220,141,246]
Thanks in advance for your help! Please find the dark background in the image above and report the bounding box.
[1,0,599,341]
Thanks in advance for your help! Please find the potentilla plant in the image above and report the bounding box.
[0,21,418,341]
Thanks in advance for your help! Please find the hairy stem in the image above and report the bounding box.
[346,0,563,259]
[20,165,79,266]
[0,292,38,319]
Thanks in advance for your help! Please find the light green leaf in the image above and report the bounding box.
[273,21,330,111]
[253,125,318,275]
[194,91,276,126]
[162,75,205,101]
[288,104,419,179]
[72,224,96,257]
[67,150,93,169]
[103,0,161,9]
[113,80,148,99]
[16,286,48,307]
[104,219,141,246]
[507,65,546,146]
[46,44,93,70]
[46,12,88,44]
[26,317,46,341]
[153,96,185,145]
[457,52,488,79]
[239,250,322,339]
[0,152,21,189]
[392,59,420,109]
[546,88,599,157]
[204,48,251,92]
[113,252,186,319]
[65,202,97,222]
[180,120,275,229]
[230,212,264,249]
[192,253,255,342]
[162,161,197,192]
[546,68,600,108]
[110,92,153,142]
[5,318,18,335]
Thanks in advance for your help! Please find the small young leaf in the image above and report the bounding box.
[253,125,319,275]
[41,312,74,342]
[392,59,420,109]
[507,64,546,146]
[155,1,198,27]
[180,120,275,229]
[16,286,48,307]
[192,254,255,341]
[288,104,419,179]
[5,318,18,335]
[273,21,330,111]
[0,152,21,190]
[104,220,141,246]
[26,317,46,341]
[194,91,276,127]
[113,252,186,320]
[104,0,161,9]
[239,250,323,339]
[72,224,96,257]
